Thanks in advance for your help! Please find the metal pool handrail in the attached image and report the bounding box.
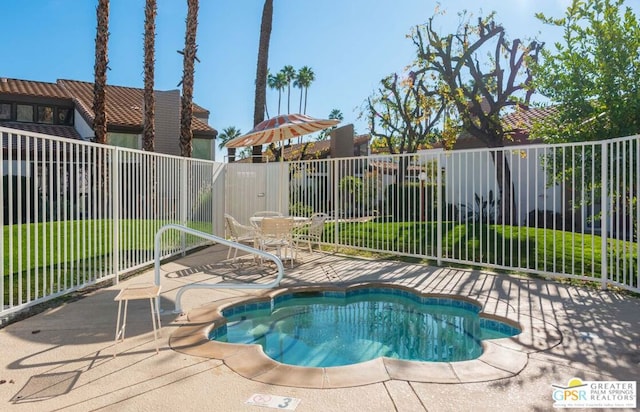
[154,224,285,313]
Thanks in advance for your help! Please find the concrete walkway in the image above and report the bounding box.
[0,245,638,411]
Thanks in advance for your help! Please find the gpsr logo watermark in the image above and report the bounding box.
[552,378,636,409]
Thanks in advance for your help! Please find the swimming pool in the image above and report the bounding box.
[209,286,521,367]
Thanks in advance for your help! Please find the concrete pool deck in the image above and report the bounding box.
[0,245,638,411]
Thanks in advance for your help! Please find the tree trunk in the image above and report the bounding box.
[143,0,156,152]
[251,0,273,164]
[490,149,517,225]
[180,0,198,158]
[93,0,109,145]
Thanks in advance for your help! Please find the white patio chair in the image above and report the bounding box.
[224,214,258,262]
[293,212,328,253]
[257,217,295,267]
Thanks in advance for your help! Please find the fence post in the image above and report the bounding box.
[180,157,188,255]
[112,148,120,284]
[333,159,339,251]
[0,144,4,308]
[436,154,443,266]
[600,142,608,290]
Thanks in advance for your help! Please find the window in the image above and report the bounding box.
[192,138,212,160]
[37,106,54,124]
[57,108,73,125]
[0,103,10,120]
[107,133,140,149]
[16,104,33,122]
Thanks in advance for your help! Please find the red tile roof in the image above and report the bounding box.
[0,121,81,140]
[236,134,370,162]
[502,105,558,131]
[57,79,216,137]
[0,78,69,99]
[0,78,215,138]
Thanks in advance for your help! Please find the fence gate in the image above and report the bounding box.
[225,162,288,225]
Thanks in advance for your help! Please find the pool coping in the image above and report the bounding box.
[169,283,562,388]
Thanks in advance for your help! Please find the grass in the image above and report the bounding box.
[2,219,213,304]
[3,218,637,304]
[325,220,638,282]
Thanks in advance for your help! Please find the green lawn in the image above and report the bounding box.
[2,219,213,303]
[325,221,638,280]
[4,218,637,304]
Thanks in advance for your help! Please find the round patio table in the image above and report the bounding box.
[249,216,310,228]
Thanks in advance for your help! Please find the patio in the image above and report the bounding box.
[0,245,637,411]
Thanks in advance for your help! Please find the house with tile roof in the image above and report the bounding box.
[0,77,217,159]
[250,134,370,162]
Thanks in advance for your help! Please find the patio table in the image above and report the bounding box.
[249,215,310,228]
[113,283,162,357]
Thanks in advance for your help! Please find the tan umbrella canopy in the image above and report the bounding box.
[225,113,340,148]
[225,113,340,212]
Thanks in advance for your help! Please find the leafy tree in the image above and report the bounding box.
[411,12,542,224]
[142,0,156,152]
[365,70,444,155]
[179,0,199,157]
[93,0,109,145]
[531,0,640,229]
[252,0,273,163]
[532,0,640,142]
[217,126,242,162]
[363,69,446,183]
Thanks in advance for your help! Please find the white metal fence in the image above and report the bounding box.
[1,126,225,319]
[3,127,638,319]
[228,135,639,294]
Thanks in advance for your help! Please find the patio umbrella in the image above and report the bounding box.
[225,113,340,212]
[224,113,339,148]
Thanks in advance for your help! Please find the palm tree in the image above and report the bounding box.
[268,71,287,115]
[217,126,242,162]
[281,65,296,114]
[179,0,199,158]
[295,66,315,114]
[316,108,343,141]
[293,71,303,114]
[252,0,273,163]
[329,108,344,121]
[93,0,109,145]
[142,0,156,152]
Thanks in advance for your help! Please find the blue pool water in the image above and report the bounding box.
[209,287,520,367]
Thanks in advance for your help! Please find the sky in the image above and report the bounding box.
[0,0,617,161]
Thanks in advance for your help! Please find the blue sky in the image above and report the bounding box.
[0,0,616,160]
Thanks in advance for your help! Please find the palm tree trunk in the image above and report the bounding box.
[252,0,273,163]
[93,0,110,208]
[286,84,291,114]
[93,0,109,145]
[180,0,199,158]
[277,91,281,115]
[143,0,156,152]
[299,88,303,113]
[303,87,308,114]
[143,0,157,219]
